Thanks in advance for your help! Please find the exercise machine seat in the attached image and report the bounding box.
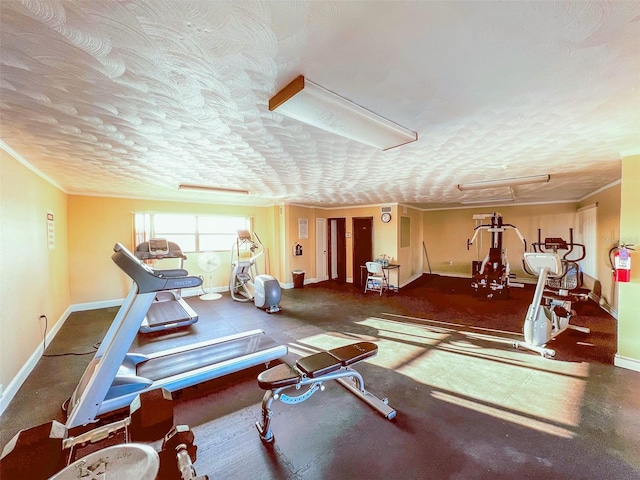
[257,364,299,390]
[326,342,377,366]
[257,342,378,388]
[297,352,342,378]
[255,341,393,443]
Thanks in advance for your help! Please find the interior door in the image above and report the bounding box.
[316,218,328,282]
[328,218,346,283]
[352,217,373,289]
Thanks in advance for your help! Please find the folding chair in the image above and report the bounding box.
[364,261,389,296]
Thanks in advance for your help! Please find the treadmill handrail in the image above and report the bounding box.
[150,267,189,278]
[112,243,202,294]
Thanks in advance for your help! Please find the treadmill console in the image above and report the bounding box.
[149,238,170,256]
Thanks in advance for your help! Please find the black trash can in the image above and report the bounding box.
[292,270,305,288]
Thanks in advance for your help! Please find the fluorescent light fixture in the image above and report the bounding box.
[178,184,249,195]
[269,75,418,151]
[460,198,515,205]
[457,174,550,191]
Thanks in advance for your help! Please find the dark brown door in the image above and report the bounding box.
[328,218,347,283]
[353,217,373,289]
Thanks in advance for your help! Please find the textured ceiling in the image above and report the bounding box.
[1,1,639,209]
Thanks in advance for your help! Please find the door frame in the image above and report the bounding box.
[352,217,374,289]
[328,217,346,283]
[316,218,328,282]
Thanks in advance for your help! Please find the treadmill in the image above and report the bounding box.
[65,242,288,429]
[134,239,198,333]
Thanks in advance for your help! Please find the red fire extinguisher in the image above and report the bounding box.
[610,244,634,282]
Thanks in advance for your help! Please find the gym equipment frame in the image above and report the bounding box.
[255,341,395,443]
[230,230,281,313]
[515,252,590,358]
[135,238,199,333]
[1,388,208,480]
[467,212,526,298]
[65,243,288,429]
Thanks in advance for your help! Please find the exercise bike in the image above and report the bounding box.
[516,229,590,358]
[229,230,281,313]
[467,212,527,298]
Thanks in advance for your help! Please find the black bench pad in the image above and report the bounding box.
[258,342,379,389]
[297,351,342,378]
[258,363,300,389]
[328,342,377,366]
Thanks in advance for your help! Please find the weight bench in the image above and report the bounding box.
[255,341,396,443]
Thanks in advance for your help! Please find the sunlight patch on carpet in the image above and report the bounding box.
[355,315,590,439]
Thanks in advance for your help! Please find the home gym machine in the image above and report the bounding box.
[229,230,281,313]
[64,243,288,429]
[255,341,395,443]
[1,389,208,479]
[467,212,526,298]
[516,229,590,358]
[135,238,199,333]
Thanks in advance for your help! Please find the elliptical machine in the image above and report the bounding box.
[229,230,281,313]
[516,229,590,357]
[467,213,526,298]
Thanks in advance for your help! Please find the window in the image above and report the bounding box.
[134,213,251,253]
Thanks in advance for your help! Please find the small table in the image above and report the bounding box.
[360,264,400,292]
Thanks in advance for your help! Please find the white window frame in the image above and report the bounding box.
[133,213,252,253]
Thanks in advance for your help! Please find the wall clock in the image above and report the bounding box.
[381,212,392,223]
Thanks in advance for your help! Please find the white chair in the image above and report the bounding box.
[364,261,389,296]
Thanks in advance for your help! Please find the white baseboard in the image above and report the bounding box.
[283,275,317,289]
[428,270,470,279]
[614,354,640,373]
[185,282,311,294]
[0,299,133,416]
[69,298,123,312]
[588,292,618,319]
[426,271,546,286]
[1,277,627,416]
[401,272,423,288]
[0,306,73,416]
[182,285,229,298]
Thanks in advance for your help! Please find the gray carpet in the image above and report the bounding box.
[2,278,639,479]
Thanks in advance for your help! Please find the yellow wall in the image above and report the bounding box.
[284,204,317,283]
[280,204,401,284]
[265,205,282,279]
[1,150,70,392]
[423,204,578,278]
[617,155,640,364]
[3,146,640,406]
[315,205,401,283]
[397,206,424,281]
[67,196,274,303]
[578,183,621,312]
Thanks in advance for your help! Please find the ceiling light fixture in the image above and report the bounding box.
[457,174,550,191]
[460,198,515,205]
[178,184,249,195]
[269,75,418,151]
